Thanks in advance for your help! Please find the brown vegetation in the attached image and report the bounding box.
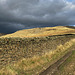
[0,26,75,75]
[1,26,75,38]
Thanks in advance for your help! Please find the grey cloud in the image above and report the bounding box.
[0,0,75,33]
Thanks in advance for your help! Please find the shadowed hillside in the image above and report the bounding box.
[65,26,75,29]
[0,33,6,36]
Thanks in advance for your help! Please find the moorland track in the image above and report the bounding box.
[39,49,75,75]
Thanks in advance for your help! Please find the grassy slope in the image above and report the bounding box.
[0,26,75,75]
[1,26,75,38]
[0,39,75,75]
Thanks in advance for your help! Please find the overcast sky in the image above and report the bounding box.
[0,0,75,33]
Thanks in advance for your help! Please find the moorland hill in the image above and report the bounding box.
[0,26,75,75]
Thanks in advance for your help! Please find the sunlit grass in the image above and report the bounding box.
[1,26,75,38]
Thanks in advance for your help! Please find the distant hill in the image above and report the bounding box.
[65,26,75,29]
[0,33,6,36]
[1,26,75,38]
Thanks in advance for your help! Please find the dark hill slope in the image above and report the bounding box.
[0,33,6,36]
[65,26,75,29]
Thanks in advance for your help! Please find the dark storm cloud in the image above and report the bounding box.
[0,0,75,33]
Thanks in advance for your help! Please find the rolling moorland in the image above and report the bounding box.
[0,26,75,75]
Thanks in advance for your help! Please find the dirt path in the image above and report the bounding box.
[39,50,74,75]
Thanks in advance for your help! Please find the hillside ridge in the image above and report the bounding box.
[0,26,75,38]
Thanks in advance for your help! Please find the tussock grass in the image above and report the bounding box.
[0,39,75,75]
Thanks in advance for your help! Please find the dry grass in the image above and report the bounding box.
[0,39,75,75]
[55,50,75,75]
[0,26,75,75]
[0,26,75,38]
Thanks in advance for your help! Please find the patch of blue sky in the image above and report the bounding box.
[67,0,74,2]
[69,25,75,26]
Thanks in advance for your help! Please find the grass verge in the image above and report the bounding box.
[55,50,75,75]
